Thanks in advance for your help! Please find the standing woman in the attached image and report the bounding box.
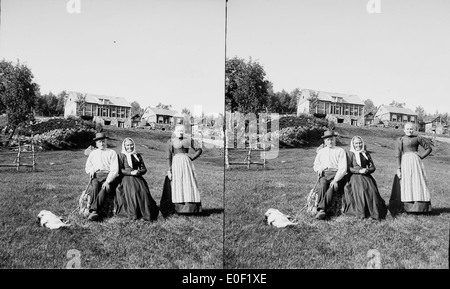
[390,122,432,213]
[343,136,387,220]
[115,137,159,221]
[166,124,203,214]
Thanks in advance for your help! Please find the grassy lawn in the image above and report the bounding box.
[0,126,223,268]
[224,124,450,269]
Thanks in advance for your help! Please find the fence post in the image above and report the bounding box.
[16,140,21,171]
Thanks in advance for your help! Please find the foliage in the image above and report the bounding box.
[307,90,320,114]
[267,89,297,114]
[364,99,377,115]
[34,91,67,117]
[181,107,191,116]
[27,118,97,150]
[278,115,328,147]
[225,57,272,113]
[130,101,144,116]
[389,100,405,108]
[75,92,87,116]
[0,59,39,135]
[156,102,172,110]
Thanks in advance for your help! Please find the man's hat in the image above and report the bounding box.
[321,130,338,139]
[93,132,110,141]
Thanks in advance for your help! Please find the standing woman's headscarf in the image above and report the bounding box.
[350,135,368,167]
[121,137,139,168]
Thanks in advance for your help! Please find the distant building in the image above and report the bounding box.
[424,116,448,134]
[64,91,132,128]
[374,105,417,129]
[364,111,375,126]
[141,107,184,125]
[297,89,365,126]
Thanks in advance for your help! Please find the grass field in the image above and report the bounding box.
[224,124,450,269]
[0,126,223,268]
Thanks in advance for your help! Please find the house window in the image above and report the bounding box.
[111,107,116,117]
[392,115,397,122]
[403,115,408,122]
[410,116,415,122]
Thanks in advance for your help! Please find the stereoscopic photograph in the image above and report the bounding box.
[1,0,449,274]
[0,0,225,269]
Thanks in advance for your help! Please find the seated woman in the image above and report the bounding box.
[115,137,159,221]
[343,136,387,220]
[165,124,203,215]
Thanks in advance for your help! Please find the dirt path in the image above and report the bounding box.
[436,136,450,144]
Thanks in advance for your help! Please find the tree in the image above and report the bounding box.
[415,106,426,121]
[181,107,191,116]
[225,57,272,113]
[130,101,144,116]
[156,102,172,110]
[55,90,68,115]
[389,100,405,108]
[289,88,301,114]
[307,90,320,114]
[0,59,39,140]
[364,99,377,115]
[75,92,87,116]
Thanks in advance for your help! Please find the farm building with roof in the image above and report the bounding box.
[297,89,365,126]
[64,91,132,128]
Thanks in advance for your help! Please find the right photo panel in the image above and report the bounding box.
[224,0,450,269]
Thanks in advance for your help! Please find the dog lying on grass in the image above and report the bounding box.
[37,210,71,229]
[264,208,299,228]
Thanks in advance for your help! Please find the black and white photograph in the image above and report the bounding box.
[0,0,225,269]
[1,0,450,275]
[224,0,450,269]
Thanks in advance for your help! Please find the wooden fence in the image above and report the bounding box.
[0,136,36,171]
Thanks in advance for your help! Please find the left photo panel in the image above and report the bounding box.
[0,0,225,269]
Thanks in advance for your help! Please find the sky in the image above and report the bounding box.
[0,0,226,115]
[227,0,450,115]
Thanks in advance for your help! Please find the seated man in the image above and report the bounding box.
[85,132,119,221]
[313,130,347,220]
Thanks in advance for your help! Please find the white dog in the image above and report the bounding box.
[37,210,71,229]
[264,208,298,228]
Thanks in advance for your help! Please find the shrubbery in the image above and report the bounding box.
[278,115,328,147]
[28,118,98,150]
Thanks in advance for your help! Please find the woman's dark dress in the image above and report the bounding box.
[343,151,387,220]
[115,153,159,221]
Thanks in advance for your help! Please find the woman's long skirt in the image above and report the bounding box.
[399,152,432,213]
[171,153,202,214]
[115,175,159,221]
[343,174,387,220]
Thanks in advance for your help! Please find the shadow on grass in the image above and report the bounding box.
[198,208,224,216]
[426,207,450,215]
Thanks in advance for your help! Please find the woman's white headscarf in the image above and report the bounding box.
[350,135,368,167]
[121,137,139,168]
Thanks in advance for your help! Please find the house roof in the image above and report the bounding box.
[380,105,417,116]
[145,107,181,117]
[69,91,131,107]
[302,89,365,105]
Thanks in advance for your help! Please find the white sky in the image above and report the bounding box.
[227,0,450,115]
[0,0,226,115]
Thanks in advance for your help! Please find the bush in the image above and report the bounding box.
[278,115,328,148]
[29,118,97,150]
